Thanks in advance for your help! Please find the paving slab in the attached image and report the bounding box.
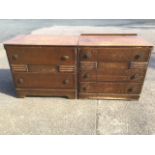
[0,98,97,134]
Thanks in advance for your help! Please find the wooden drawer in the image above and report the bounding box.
[79,47,150,62]
[80,82,142,94]
[97,74,144,82]
[11,64,75,73]
[97,63,147,74]
[97,47,150,62]
[97,62,146,82]
[14,73,75,89]
[6,46,75,65]
[80,61,148,71]
[80,70,145,82]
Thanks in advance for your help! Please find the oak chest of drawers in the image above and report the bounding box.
[4,34,153,100]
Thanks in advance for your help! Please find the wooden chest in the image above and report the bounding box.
[4,34,153,100]
[4,35,79,99]
[78,34,153,100]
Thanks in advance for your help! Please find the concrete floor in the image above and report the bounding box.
[0,25,155,135]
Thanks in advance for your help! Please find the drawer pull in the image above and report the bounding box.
[12,54,19,60]
[134,54,140,60]
[83,53,92,59]
[130,74,138,80]
[134,53,144,60]
[63,79,69,85]
[127,88,133,93]
[83,74,89,79]
[17,78,24,84]
[82,87,87,91]
[61,55,70,61]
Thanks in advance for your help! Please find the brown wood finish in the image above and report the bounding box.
[79,47,150,62]
[78,34,153,100]
[6,46,75,65]
[4,36,78,98]
[4,35,79,46]
[79,93,140,100]
[79,34,153,47]
[16,88,76,99]
[4,34,153,100]
[80,82,143,94]
[14,73,75,89]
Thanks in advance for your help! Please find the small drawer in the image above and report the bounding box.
[97,47,151,62]
[97,74,145,82]
[6,46,75,65]
[80,82,142,94]
[96,67,146,76]
[14,73,75,89]
[97,62,147,76]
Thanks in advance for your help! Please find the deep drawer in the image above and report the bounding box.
[80,82,143,94]
[79,47,151,62]
[14,73,75,89]
[6,46,76,65]
[97,47,150,62]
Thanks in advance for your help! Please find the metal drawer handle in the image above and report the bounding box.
[61,55,70,61]
[63,79,69,85]
[17,78,24,84]
[12,54,19,60]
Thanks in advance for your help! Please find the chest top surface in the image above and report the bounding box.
[4,35,79,46]
[78,34,153,47]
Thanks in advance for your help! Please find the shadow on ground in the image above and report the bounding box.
[0,69,16,97]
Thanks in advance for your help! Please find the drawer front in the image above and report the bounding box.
[11,64,76,73]
[80,61,148,71]
[80,82,142,94]
[96,67,146,76]
[80,62,146,81]
[14,73,75,89]
[97,62,146,82]
[97,47,150,62]
[97,74,144,82]
[6,46,75,65]
[98,62,129,70]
